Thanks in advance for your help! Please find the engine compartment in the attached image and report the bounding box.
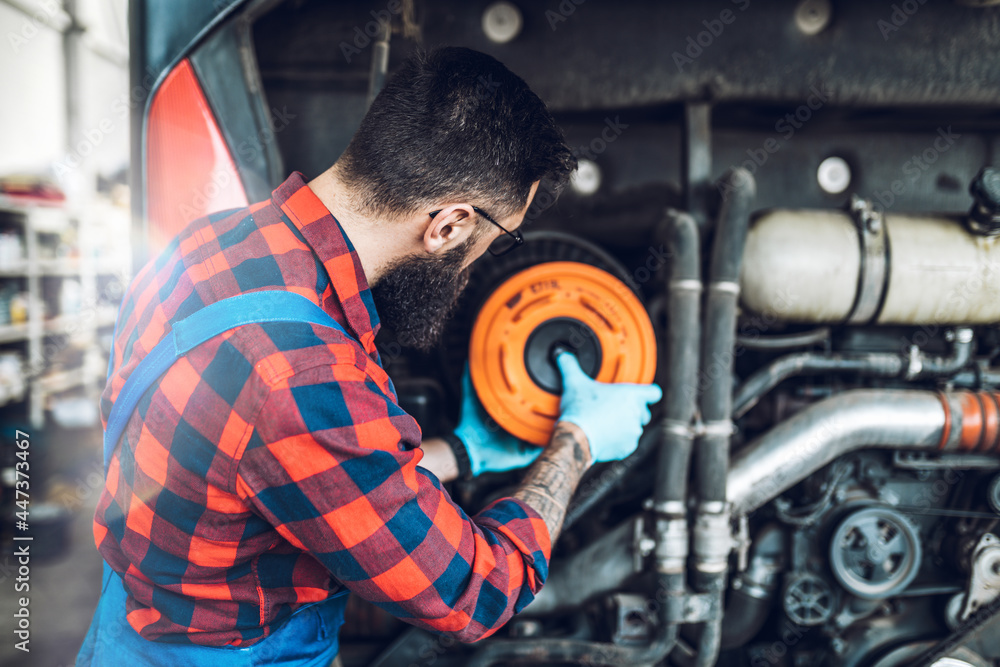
[242,1,1000,664]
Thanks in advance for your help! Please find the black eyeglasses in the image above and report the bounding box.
[428,206,524,256]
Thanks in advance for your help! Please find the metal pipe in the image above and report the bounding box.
[953,368,1000,388]
[682,103,713,229]
[366,17,391,108]
[693,167,756,667]
[732,328,975,418]
[727,389,1000,515]
[919,328,975,375]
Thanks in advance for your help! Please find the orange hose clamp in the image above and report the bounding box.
[469,261,657,446]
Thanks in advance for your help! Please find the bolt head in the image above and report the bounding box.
[969,167,1000,234]
[482,1,523,44]
[817,156,851,194]
[971,167,1000,209]
[795,0,833,35]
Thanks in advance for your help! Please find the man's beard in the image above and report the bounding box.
[371,240,473,352]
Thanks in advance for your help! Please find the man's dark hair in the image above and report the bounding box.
[336,47,576,222]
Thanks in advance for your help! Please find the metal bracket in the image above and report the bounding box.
[607,594,655,645]
[734,514,751,573]
[959,533,1000,622]
[665,592,720,624]
[633,516,656,573]
[893,451,1000,471]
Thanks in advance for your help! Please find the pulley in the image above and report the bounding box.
[829,505,922,600]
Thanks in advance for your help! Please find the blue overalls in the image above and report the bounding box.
[77,291,353,666]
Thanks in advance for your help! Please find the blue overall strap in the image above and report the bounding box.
[103,290,348,474]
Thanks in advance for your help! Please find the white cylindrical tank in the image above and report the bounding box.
[740,209,1000,325]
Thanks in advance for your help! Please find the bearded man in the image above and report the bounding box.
[78,47,661,666]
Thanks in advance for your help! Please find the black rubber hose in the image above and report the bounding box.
[693,167,756,667]
[657,209,702,507]
[696,167,756,504]
[562,424,658,530]
[718,589,773,649]
[653,211,700,666]
[561,211,702,529]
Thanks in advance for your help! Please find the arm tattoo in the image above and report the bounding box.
[513,422,590,545]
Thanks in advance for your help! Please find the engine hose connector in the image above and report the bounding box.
[692,509,733,575]
[655,517,689,574]
[937,390,1000,452]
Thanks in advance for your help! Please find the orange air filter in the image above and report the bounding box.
[469,261,657,446]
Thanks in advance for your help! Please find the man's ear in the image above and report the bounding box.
[423,204,476,254]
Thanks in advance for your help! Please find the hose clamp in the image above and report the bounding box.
[954,327,974,344]
[701,421,735,437]
[847,195,890,325]
[905,345,923,380]
[670,279,703,293]
[663,419,694,437]
[710,281,741,296]
[655,517,690,573]
[653,500,687,516]
[699,500,728,515]
[693,509,733,572]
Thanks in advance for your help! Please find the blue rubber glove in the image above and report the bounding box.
[556,351,662,464]
[453,367,543,477]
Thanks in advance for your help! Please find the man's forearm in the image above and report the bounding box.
[513,421,590,545]
[423,422,591,543]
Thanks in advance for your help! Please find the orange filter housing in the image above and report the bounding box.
[469,261,657,446]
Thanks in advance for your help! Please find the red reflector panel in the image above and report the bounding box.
[146,59,248,255]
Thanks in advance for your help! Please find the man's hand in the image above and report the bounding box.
[513,352,662,544]
[555,350,662,465]
[453,367,542,476]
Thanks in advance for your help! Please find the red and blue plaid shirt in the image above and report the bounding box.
[94,172,551,647]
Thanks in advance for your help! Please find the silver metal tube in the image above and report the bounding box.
[366,19,391,108]
[728,390,947,514]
